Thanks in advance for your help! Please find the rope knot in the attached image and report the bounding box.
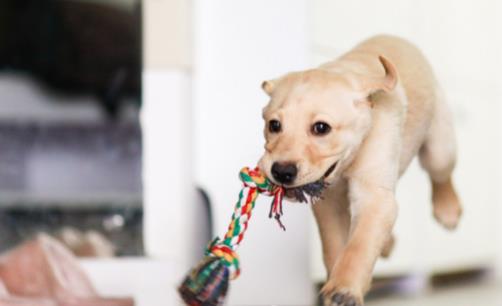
[206,238,241,279]
[239,167,272,193]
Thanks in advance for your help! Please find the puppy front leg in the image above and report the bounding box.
[321,179,398,306]
[312,181,351,273]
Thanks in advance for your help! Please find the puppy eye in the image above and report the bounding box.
[312,121,331,136]
[268,120,282,133]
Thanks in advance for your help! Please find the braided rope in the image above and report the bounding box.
[207,167,284,279]
[179,166,288,306]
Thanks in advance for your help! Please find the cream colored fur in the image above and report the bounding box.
[258,35,462,306]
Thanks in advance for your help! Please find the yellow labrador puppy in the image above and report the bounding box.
[258,35,462,306]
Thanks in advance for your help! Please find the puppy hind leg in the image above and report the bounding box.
[380,234,395,258]
[419,99,462,230]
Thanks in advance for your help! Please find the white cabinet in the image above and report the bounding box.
[192,1,315,305]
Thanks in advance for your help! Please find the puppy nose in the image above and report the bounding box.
[271,162,298,185]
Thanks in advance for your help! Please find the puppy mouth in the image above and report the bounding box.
[282,161,338,203]
[323,162,338,178]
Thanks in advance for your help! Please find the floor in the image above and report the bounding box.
[367,280,502,306]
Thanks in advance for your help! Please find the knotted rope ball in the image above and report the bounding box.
[178,167,286,306]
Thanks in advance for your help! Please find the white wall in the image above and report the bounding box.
[496,0,502,279]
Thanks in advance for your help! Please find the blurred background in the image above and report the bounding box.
[0,0,501,305]
[0,0,143,258]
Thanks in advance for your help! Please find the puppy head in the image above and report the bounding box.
[258,56,397,198]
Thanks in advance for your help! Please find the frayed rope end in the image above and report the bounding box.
[178,256,230,306]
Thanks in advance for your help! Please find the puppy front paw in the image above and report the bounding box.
[320,282,363,306]
[330,291,362,306]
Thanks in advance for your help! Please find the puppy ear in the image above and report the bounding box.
[378,55,398,92]
[261,80,276,96]
[365,55,398,95]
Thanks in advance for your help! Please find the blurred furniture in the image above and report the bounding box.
[0,0,141,117]
[0,0,143,257]
[0,92,143,255]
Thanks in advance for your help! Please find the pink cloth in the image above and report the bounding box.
[0,234,133,306]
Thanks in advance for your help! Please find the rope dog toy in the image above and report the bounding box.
[178,167,286,306]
